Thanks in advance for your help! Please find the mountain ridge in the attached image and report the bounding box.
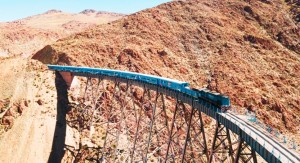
[0,9,124,57]
[33,0,300,132]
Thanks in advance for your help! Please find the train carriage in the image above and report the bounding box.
[48,65,230,111]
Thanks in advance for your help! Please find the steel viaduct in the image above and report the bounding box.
[48,65,300,163]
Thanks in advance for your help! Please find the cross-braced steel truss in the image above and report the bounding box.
[209,122,258,163]
[64,76,260,163]
[234,137,258,163]
[209,122,235,163]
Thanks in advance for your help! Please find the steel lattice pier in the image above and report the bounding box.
[64,76,258,163]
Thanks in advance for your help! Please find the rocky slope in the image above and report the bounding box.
[0,58,59,163]
[0,10,124,162]
[0,10,124,57]
[33,0,300,134]
[285,0,300,22]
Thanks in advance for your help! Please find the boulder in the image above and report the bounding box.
[24,100,29,107]
[133,88,143,101]
[272,102,286,113]
[37,99,43,105]
[261,96,269,105]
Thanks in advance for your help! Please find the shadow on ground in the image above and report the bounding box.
[48,71,70,163]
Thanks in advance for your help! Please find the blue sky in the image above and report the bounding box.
[0,0,171,22]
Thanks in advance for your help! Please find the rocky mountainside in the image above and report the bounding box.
[0,10,124,57]
[285,0,300,22]
[33,0,299,133]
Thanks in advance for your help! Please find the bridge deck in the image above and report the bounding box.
[221,113,299,163]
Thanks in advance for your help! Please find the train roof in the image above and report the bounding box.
[48,65,189,86]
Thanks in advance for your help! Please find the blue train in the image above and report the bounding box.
[48,65,231,110]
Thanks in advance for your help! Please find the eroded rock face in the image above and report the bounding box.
[33,0,299,131]
[2,116,14,128]
[0,99,29,132]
